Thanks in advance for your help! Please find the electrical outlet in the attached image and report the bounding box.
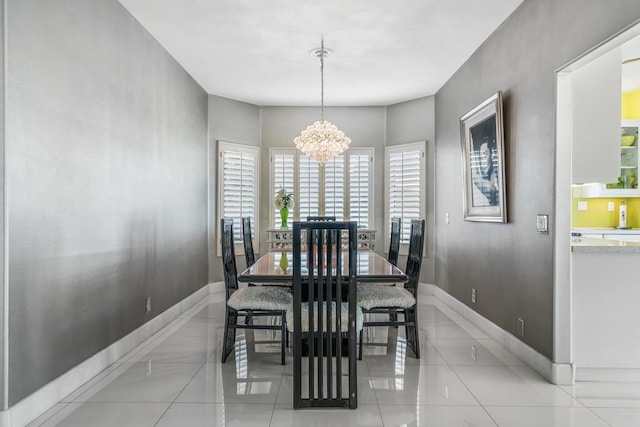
[471,288,477,304]
[517,318,525,336]
[145,360,152,377]
[445,213,450,224]
[577,201,588,211]
[608,202,615,212]
[471,345,477,361]
[145,297,151,313]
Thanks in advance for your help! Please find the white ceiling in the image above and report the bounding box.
[118,0,524,106]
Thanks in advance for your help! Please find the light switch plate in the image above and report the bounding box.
[577,201,588,211]
[536,214,549,234]
[608,202,615,212]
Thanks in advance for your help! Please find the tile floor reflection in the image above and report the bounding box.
[28,292,639,426]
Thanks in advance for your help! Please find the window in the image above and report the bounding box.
[385,142,426,251]
[218,141,259,254]
[270,148,374,227]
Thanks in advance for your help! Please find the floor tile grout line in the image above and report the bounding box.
[152,359,208,426]
[153,296,219,426]
[431,326,490,412]
[27,402,72,427]
[585,407,618,427]
[70,294,218,411]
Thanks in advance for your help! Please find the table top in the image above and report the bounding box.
[238,249,407,284]
[265,227,377,232]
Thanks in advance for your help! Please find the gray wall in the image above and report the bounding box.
[260,107,386,255]
[207,95,261,281]
[435,0,640,359]
[7,0,209,405]
[386,97,436,284]
[0,0,5,411]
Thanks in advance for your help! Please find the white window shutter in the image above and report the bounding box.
[324,155,345,220]
[272,151,295,228]
[386,142,425,244]
[218,142,259,254]
[298,155,319,220]
[348,150,373,228]
[269,148,375,227]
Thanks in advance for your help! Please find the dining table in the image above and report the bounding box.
[238,248,407,409]
[238,249,407,285]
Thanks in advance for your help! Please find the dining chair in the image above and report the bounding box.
[221,218,292,365]
[290,220,361,409]
[306,215,336,221]
[357,219,425,360]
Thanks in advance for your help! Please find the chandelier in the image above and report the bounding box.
[294,37,351,165]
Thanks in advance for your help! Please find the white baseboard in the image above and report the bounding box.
[425,284,574,386]
[3,282,223,427]
[576,368,640,382]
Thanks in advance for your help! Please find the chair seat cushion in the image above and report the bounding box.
[357,285,416,310]
[228,286,292,311]
[286,302,363,333]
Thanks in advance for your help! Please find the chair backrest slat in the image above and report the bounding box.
[405,219,425,299]
[221,218,239,300]
[242,217,256,268]
[388,217,401,267]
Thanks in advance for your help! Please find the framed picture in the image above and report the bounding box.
[460,91,507,222]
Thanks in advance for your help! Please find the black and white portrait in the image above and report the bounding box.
[470,116,499,207]
[460,91,507,222]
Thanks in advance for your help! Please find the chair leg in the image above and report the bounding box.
[405,307,420,359]
[359,328,364,360]
[221,307,237,363]
[281,312,286,365]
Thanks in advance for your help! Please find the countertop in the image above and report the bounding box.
[571,237,640,253]
[572,227,640,235]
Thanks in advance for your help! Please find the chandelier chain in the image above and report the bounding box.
[320,37,324,121]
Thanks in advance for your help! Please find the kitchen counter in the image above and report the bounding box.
[571,237,640,253]
[572,227,639,234]
[572,243,640,378]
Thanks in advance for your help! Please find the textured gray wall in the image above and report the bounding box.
[435,0,640,359]
[207,95,261,281]
[386,97,436,285]
[260,107,386,255]
[7,0,208,405]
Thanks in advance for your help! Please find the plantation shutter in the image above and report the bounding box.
[272,151,295,228]
[324,155,345,220]
[386,143,425,243]
[218,141,259,252]
[299,155,319,220]
[348,150,373,228]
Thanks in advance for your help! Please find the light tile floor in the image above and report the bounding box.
[27,292,640,426]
